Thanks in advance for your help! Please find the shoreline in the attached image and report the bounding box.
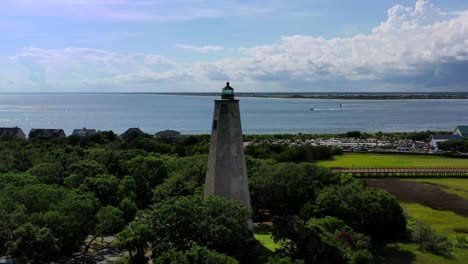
[157,93,468,100]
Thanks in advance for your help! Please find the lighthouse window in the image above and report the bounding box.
[212,120,217,130]
[221,104,228,113]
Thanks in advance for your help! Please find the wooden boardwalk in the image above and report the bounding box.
[332,167,468,177]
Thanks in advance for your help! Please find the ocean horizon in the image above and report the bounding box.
[0,93,467,135]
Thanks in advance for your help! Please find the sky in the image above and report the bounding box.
[0,0,467,92]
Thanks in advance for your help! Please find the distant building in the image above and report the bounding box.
[430,134,463,151]
[0,256,15,264]
[0,127,26,140]
[72,127,97,138]
[121,128,145,142]
[28,129,66,140]
[155,130,182,142]
[412,141,426,149]
[454,126,468,138]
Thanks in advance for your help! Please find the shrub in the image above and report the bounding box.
[155,245,239,264]
[455,235,468,248]
[272,216,373,264]
[412,220,453,256]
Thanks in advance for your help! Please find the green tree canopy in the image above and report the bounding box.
[312,182,407,243]
[249,162,342,217]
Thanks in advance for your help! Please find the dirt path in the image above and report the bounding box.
[366,178,468,217]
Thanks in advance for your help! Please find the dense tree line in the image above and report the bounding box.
[244,130,451,142]
[246,143,342,163]
[0,132,407,263]
[438,139,468,153]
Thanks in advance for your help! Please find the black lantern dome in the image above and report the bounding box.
[221,82,235,100]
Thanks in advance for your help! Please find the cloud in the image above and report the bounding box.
[225,0,468,90]
[0,0,280,22]
[3,47,174,91]
[175,44,225,53]
[2,0,468,92]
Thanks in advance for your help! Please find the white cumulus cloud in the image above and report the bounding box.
[2,0,468,92]
[175,44,225,53]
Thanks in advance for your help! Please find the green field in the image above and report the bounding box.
[403,179,468,199]
[379,243,468,264]
[253,203,468,264]
[378,203,468,264]
[254,224,280,252]
[401,203,468,235]
[319,153,468,168]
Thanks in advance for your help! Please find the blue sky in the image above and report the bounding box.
[0,0,468,92]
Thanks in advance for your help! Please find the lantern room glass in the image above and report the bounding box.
[221,82,235,100]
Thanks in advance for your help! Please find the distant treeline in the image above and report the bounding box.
[257,94,468,100]
[438,139,468,153]
[244,130,452,142]
[246,143,342,163]
[159,92,468,100]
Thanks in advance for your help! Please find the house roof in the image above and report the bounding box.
[431,134,463,141]
[29,129,66,138]
[0,127,24,137]
[72,128,97,137]
[455,126,468,136]
[156,130,181,136]
[122,127,144,135]
[120,128,145,140]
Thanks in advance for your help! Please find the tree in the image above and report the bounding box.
[152,173,200,203]
[344,131,362,138]
[96,206,125,236]
[27,162,65,185]
[0,174,99,261]
[155,245,239,264]
[412,220,453,256]
[312,182,407,243]
[85,206,126,252]
[249,162,342,217]
[66,160,106,188]
[150,196,256,262]
[6,223,59,262]
[116,214,153,264]
[165,155,207,185]
[124,156,168,207]
[119,197,138,222]
[86,148,114,168]
[100,130,118,142]
[118,175,137,201]
[272,216,373,264]
[81,174,119,206]
[118,195,256,262]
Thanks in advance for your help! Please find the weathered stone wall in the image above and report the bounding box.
[205,99,252,213]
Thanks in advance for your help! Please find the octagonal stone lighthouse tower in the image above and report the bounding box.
[204,82,252,229]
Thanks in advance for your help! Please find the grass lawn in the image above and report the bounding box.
[403,179,468,200]
[378,243,468,264]
[254,224,280,252]
[401,202,468,235]
[378,202,468,263]
[319,153,468,168]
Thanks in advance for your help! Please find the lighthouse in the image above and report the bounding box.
[204,82,252,226]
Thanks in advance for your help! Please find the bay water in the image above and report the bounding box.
[0,93,466,135]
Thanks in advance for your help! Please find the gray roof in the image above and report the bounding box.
[120,128,145,141]
[431,134,463,141]
[72,128,97,137]
[121,128,144,136]
[0,127,24,137]
[156,130,181,136]
[29,129,66,139]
